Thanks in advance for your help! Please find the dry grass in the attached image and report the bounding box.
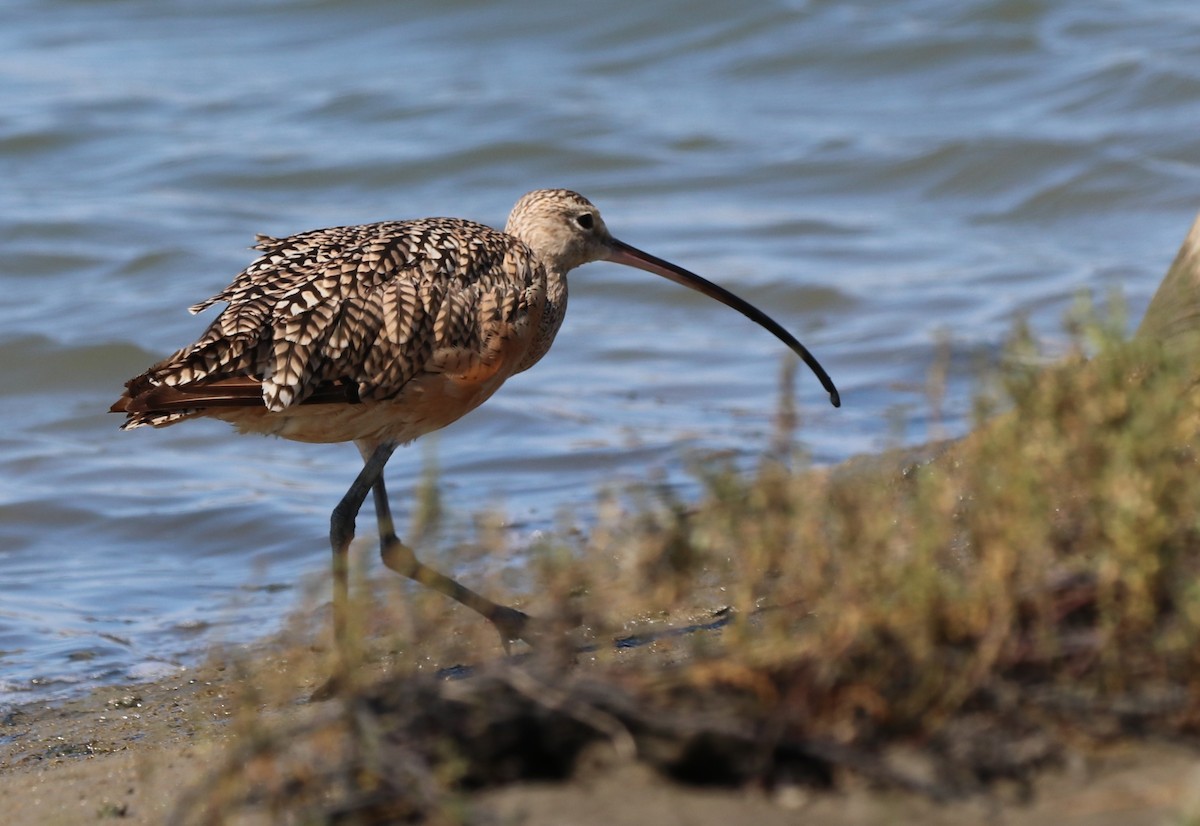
[171,293,1200,823]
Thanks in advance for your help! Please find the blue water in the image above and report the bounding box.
[2,0,1199,704]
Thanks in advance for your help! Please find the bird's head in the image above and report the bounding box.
[505,188,616,274]
[505,188,841,407]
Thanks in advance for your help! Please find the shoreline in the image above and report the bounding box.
[7,212,1200,823]
[2,624,1199,825]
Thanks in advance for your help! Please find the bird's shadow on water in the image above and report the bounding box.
[434,606,734,682]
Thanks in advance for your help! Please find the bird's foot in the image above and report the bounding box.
[492,605,538,652]
[492,605,586,655]
[308,668,348,702]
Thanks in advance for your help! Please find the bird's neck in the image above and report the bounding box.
[516,271,568,373]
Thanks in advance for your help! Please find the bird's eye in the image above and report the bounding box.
[575,213,594,230]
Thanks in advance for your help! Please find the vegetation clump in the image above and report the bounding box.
[180,296,1200,823]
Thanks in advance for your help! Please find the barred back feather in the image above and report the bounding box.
[113,215,559,431]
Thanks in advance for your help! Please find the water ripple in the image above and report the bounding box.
[1,0,1197,703]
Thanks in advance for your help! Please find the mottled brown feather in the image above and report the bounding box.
[114,215,555,431]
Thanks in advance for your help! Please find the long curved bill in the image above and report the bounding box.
[606,238,841,408]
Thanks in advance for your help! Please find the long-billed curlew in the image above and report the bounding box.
[112,189,840,672]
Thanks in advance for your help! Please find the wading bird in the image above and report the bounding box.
[112,189,839,669]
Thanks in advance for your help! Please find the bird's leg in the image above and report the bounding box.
[369,474,533,648]
[322,441,397,694]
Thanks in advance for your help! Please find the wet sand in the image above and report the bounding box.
[2,641,1197,825]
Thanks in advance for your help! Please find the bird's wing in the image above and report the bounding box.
[123,218,545,414]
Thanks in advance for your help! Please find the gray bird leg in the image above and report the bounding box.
[368,473,532,647]
[328,442,397,652]
[311,441,397,700]
[315,441,532,700]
